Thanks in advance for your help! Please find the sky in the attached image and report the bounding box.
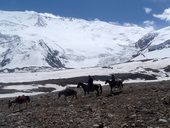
[0,0,170,28]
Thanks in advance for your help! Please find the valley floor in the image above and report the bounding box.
[0,80,170,128]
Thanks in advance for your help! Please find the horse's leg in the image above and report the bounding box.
[29,101,32,107]
[71,95,74,101]
[118,82,122,91]
[84,91,86,96]
[26,102,28,109]
[64,96,67,101]
[27,100,31,108]
[99,85,102,94]
[121,82,123,89]
[96,89,99,97]
[119,83,122,91]
[13,103,17,111]
[19,104,21,111]
[110,86,113,94]
[75,94,78,99]
[120,83,123,92]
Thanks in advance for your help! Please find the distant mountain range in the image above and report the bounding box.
[0,10,169,72]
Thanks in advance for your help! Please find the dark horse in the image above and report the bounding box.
[58,88,77,100]
[8,95,31,110]
[105,79,123,94]
[77,82,102,96]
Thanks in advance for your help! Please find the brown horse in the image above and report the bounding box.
[77,82,102,96]
[105,79,123,94]
[8,95,31,110]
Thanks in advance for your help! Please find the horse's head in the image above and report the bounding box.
[77,83,82,88]
[105,80,110,84]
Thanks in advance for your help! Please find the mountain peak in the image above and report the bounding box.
[34,15,47,27]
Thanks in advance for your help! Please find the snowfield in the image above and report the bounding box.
[0,48,170,84]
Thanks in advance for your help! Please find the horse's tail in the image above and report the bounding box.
[58,92,61,99]
[99,84,102,94]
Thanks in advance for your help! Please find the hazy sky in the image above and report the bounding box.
[0,0,170,28]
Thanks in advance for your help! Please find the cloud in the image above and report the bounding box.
[153,8,170,21]
[143,20,155,26]
[144,7,152,14]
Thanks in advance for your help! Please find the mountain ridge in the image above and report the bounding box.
[0,10,169,70]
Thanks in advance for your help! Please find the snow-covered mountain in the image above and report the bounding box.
[0,10,155,70]
[0,10,169,72]
[133,27,170,60]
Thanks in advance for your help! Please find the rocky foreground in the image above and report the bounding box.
[0,81,170,128]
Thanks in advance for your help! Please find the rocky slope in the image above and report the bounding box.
[0,81,170,128]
